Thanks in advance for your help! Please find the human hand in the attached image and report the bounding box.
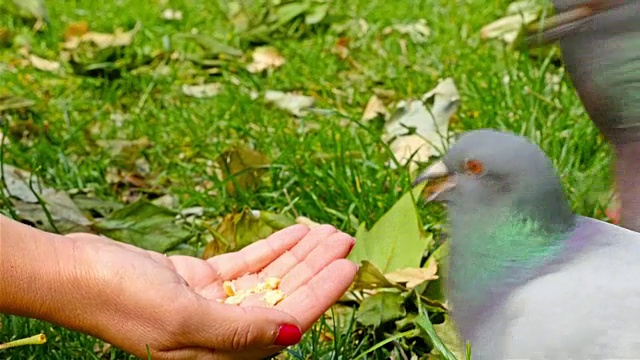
[56,224,356,359]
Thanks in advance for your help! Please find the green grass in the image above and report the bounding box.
[0,0,615,358]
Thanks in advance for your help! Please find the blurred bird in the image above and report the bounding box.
[526,0,640,231]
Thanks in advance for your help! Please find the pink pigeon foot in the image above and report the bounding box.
[605,192,621,225]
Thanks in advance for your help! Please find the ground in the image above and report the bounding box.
[0,0,615,358]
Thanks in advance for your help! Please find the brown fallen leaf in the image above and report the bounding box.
[216,144,270,196]
[201,207,276,259]
[383,77,460,172]
[383,19,431,44]
[2,164,92,233]
[361,94,388,121]
[96,137,152,162]
[332,37,350,60]
[479,0,542,45]
[0,27,15,47]
[63,21,141,50]
[246,46,285,73]
[28,54,61,73]
[384,258,439,289]
[181,83,223,98]
[63,21,89,40]
[388,134,432,172]
[264,90,315,117]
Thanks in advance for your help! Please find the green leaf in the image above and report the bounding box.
[415,296,459,360]
[259,210,296,229]
[432,315,466,360]
[348,184,429,273]
[272,2,310,29]
[356,292,406,328]
[164,244,200,257]
[176,33,243,57]
[72,194,124,218]
[0,95,35,112]
[305,2,329,25]
[93,200,192,252]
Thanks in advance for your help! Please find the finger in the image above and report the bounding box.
[182,295,304,352]
[207,224,310,280]
[258,225,341,277]
[276,259,357,331]
[273,232,355,294]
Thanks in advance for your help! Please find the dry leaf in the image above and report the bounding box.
[246,46,285,73]
[388,135,432,172]
[332,37,350,59]
[96,137,151,157]
[264,90,315,117]
[383,19,431,44]
[201,207,276,258]
[64,21,89,40]
[216,145,270,196]
[28,54,61,73]
[361,94,388,121]
[384,259,438,289]
[2,164,92,233]
[383,77,460,172]
[182,83,222,98]
[63,22,141,50]
[480,0,541,44]
[295,216,322,228]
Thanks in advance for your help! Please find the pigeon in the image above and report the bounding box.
[550,0,640,231]
[414,129,640,359]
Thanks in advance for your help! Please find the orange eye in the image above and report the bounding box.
[464,159,484,175]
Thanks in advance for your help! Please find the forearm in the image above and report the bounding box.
[0,215,80,324]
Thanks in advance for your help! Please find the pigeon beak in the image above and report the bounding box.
[413,160,457,202]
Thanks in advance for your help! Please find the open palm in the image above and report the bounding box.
[64,224,357,359]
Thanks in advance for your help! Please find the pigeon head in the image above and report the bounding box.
[414,129,575,232]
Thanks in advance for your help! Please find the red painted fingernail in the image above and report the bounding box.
[274,324,302,346]
[347,240,356,253]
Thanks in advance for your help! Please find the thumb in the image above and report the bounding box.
[182,296,303,352]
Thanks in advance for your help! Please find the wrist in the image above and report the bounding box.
[0,216,82,327]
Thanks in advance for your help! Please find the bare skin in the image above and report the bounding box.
[0,217,357,359]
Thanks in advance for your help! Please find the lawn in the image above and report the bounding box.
[0,0,615,358]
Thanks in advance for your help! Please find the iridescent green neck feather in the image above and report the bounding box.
[446,205,576,325]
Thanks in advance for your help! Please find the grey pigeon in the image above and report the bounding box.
[551,0,640,231]
[414,129,640,359]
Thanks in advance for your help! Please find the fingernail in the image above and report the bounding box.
[347,239,356,253]
[274,324,302,346]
